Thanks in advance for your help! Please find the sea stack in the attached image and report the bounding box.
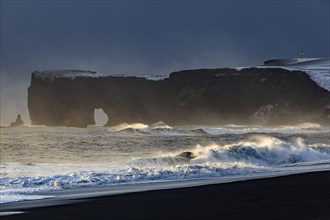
[10,114,25,127]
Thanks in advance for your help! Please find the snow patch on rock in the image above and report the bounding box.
[262,58,330,91]
[32,70,102,80]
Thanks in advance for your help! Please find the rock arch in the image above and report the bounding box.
[94,108,108,126]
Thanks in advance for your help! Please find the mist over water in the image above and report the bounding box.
[0,76,31,126]
[0,123,329,203]
[1,123,328,165]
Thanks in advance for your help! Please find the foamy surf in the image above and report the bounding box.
[108,121,187,136]
[106,122,327,136]
[1,133,329,204]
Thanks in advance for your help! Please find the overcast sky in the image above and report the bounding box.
[1,0,329,125]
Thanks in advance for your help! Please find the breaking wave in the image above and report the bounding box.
[106,122,327,136]
[1,136,329,203]
[127,136,329,167]
[108,121,186,136]
[190,136,329,166]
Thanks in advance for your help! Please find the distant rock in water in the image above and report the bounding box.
[28,60,330,127]
[10,114,24,127]
[176,151,196,160]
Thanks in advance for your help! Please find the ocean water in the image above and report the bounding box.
[0,122,329,204]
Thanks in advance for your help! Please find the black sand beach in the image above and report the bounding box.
[2,171,330,220]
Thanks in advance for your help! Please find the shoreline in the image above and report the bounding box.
[1,170,329,219]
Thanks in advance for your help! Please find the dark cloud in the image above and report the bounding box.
[1,1,329,125]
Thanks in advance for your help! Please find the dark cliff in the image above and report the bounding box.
[28,68,330,127]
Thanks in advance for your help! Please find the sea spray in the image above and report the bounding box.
[1,126,329,203]
[190,136,329,166]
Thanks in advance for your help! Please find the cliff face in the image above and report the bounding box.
[28,68,330,127]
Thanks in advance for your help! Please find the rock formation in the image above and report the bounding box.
[10,114,25,127]
[28,65,330,127]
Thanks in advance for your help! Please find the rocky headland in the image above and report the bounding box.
[28,59,330,127]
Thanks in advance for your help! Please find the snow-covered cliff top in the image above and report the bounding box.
[264,58,324,66]
[32,58,329,91]
[32,70,169,81]
[32,70,102,80]
[263,58,330,91]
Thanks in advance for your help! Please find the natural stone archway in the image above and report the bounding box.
[28,66,330,127]
[94,108,108,126]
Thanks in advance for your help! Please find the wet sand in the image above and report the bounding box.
[2,171,330,220]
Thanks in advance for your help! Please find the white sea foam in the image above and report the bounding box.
[1,135,329,203]
[108,121,187,136]
[0,195,53,204]
[198,125,326,135]
[190,136,329,166]
[108,123,149,132]
[106,122,327,136]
